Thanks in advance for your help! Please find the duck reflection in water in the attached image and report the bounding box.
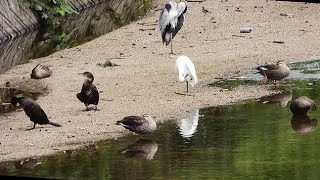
[120,139,158,160]
[258,91,292,107]
[176,109,199,139]
[15,157,42,170]
[291,114,317,134]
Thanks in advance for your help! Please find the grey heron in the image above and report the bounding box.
[156,1,187,54]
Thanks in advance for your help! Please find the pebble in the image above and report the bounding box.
[240,27,252,33]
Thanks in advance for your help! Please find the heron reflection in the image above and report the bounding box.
[291,114,317,134]
[120,139,158,160]
[176,109,199,139]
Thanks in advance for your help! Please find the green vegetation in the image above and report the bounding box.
[133,0,153,19]
[18,0,79,60]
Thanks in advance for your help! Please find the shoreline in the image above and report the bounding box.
[0,0,320,163]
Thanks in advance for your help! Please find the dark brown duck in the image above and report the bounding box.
[11,96,61,129]
[116,114,157,135]
[77,72,99,111]
[30,64,52,79]
[290,96,316,115]
[256,61,290,84]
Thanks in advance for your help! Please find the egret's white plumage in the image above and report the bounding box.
[175,55,197,92]
[176,109,199,138]
[156,1,187,54]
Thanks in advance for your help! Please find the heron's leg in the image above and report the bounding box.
[186,81,189,93]
[170,33,173,54]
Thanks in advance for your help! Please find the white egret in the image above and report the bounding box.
[175,55,197,93]
[156,1,187,54]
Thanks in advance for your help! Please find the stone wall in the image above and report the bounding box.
[60,0,143,40]
[0,1,39,43]
[0,0,143,43]
[0,0,145,74]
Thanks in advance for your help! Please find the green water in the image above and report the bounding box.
[1,60,320,179]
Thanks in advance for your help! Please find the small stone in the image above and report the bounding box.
[67,134,75,138]
[240,27,252,33]
[68,120,71,122]
[120,52,124,56]
[9,128,12,130]
[64,149,72,154]
[149,33,152,35]
[132,43,136,46]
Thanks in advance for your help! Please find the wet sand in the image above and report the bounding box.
[0,0,320,162]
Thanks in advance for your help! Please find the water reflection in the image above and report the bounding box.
[120,139,158,160]
[15,158,42,170]
[291,114,317,134]
[176,109,199,139]
[258,91,292,107]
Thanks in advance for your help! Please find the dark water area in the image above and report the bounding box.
[0,0,148,74]
[1,59,320,179]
